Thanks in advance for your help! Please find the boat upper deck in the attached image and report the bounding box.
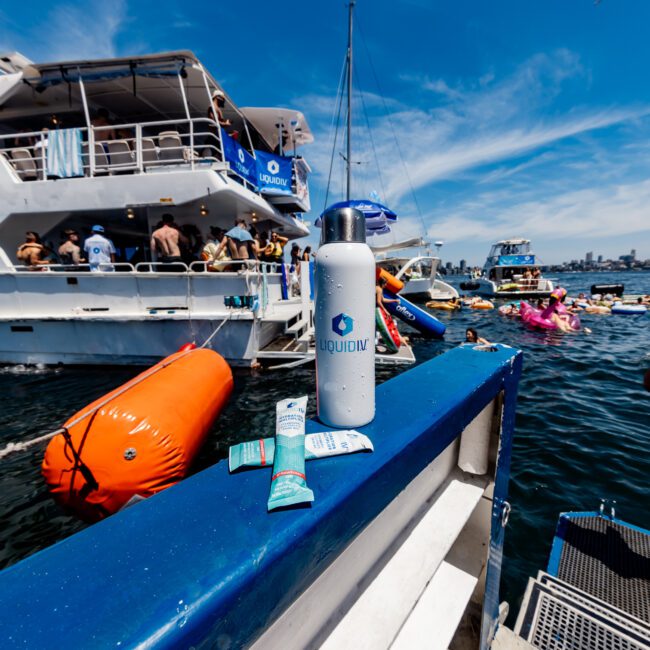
[0,51,313,214]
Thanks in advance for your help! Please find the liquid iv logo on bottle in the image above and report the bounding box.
[332,313,354,336]
[319,312,369,355]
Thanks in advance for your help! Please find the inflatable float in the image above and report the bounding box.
[383,291,446,338]
[611,303,647,315]
[375,307,401,353]
[520,300,581,331]
[42,346,233,521]
[425,300,460,311]
[470,299,494,310]
[376,267,404,294]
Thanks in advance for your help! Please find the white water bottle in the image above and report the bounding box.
[315,207,375,427]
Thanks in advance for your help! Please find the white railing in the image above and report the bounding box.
[0,118,225,182]
[6,259,285,275]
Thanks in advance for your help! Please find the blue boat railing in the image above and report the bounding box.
[0,343,523,649]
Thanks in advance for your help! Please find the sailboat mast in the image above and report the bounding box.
[346,1,355,201]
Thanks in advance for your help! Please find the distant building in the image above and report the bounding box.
[445,261,453,272]
[597,254,603,264]
[631,249,636,260]
[459,259,466,271]
[586,252,593,263]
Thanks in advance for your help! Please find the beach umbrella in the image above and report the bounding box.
[316,199,398,236]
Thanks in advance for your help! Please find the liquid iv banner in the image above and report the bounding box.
[497,255,535,266]
[255,150,293,195]
[221,129,258,189]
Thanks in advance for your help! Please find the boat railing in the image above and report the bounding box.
[0,118,236,182]
[0,119,310,204]
[6,259,285,275]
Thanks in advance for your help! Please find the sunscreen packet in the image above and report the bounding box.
[267,396,314,511]
[229,430,373,472]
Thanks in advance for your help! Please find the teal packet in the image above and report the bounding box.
[229,430,374,472]
[267,396,314,511]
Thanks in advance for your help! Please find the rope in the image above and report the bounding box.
[324,52,349,211]
[0,314,233,460]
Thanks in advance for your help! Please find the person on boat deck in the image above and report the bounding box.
[212,218,256,261]
[84,225,116,272]
[290,244,302,267]
[376,277,409,345]
[265,231,289,265]
[150,214,188,269]
[201,226,231,271]
[91,108,115,142]
[302,246,313,262]
[465,328,490,345]
[208,90,239,141]
[16,231,50,269]
[58,230,85,266]
[251,229,269,261]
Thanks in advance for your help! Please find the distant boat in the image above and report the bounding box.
[462,238,554,298]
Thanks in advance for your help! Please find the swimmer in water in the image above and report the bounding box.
[465,327,491,345]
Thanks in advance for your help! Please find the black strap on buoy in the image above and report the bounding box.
[61,427,99,493]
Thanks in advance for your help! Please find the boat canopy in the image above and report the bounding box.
[370,237,427,254]
[0,50,308,154]
[239,107,313,151]
[0,71,23,106]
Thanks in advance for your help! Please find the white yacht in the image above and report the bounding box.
[373,238,458,301]
[462,238,554,299]
[0,51,314,366]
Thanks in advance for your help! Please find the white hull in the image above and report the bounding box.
[0,265,308,366]
[465,277,553,298]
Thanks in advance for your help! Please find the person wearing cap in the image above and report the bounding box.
[84,225,116,272]
[208,89,239,141]
[58,229,84,267]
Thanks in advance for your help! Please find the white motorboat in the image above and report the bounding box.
[373,238,458,302]
[461,238,554,299]
[0,50,315,366]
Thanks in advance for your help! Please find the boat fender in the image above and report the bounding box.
[42,348,233,521]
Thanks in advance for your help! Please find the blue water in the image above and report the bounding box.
[0,271,648,617]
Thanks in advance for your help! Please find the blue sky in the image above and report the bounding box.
[2,0,650,265]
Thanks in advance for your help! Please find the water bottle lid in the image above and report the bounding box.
[320,207,366,244]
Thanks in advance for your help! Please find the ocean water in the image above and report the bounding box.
[0,271,648,618]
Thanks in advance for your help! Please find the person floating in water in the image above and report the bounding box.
[465,327,491,345]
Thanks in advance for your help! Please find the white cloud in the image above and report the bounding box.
[0,0,131,62]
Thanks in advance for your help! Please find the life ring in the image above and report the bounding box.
[375,307,400,352]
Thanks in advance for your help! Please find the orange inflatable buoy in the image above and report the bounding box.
[376,267,404,294]
[42,348,233,522]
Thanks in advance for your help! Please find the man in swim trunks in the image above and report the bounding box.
[16,231,50,269]
[151,214,188,270]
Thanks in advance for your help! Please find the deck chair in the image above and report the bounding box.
[141,138,159,168]
[10,148,38,180]
[82,142,110,174]
[158,131,184,162]
[106,140,134,170]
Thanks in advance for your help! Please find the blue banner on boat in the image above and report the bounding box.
[221,129,258,188]
[255,150,293,195]
[497,255,535,266]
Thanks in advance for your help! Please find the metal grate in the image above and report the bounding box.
[556,516,650,623]
[517,581,650,650]
[538,572,650,642]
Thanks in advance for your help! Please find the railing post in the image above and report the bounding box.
[136,123,143,174]
[89,127,95,177]
[189,120,195,171]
